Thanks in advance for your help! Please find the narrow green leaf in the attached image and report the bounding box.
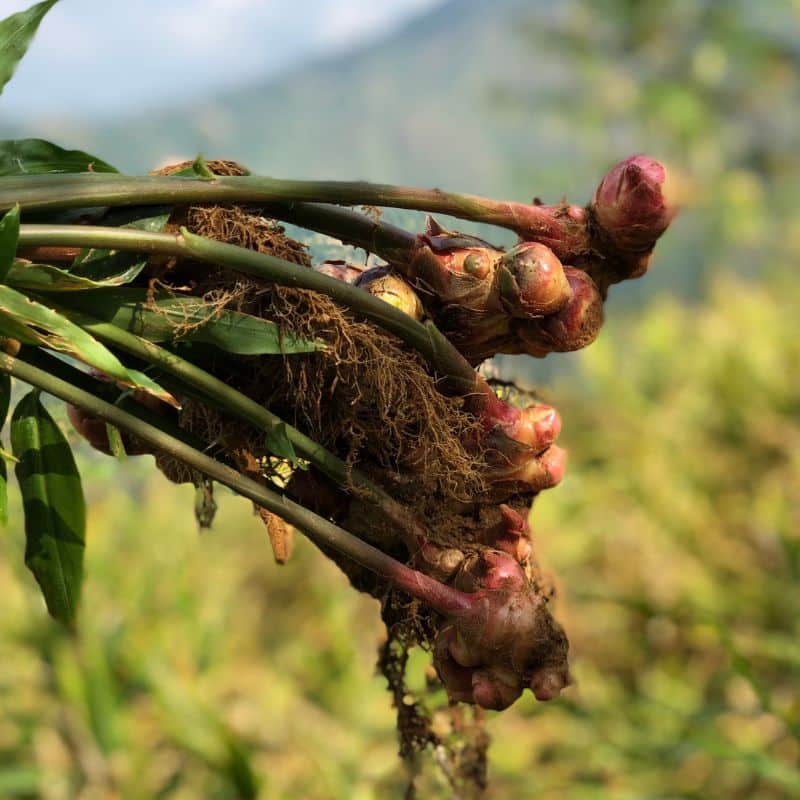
[52,289,322,355]
[190,154,215,178]
[0,0,59,96]
[0,372,10,525]
[0,205,20,283]
[0,285,177,406]
[0,139,117,176]
[7,258,147,291]
[71,212,170,283]
[169,155,250,178]
[10,389,84,625]
[265,421,297,463]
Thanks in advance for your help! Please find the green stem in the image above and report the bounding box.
[2,173,539,235]
[17,223,478,395]
[46,298,423,545]
[267,202,419,263]
[19,346,211,453]
[0,350,472,616]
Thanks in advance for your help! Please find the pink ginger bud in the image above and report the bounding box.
[592,155,673,259]
[507,444,567,492]
[480,394,562,452]
[478,394,565,493]
[497,242,572,317]
[515,268,604,356]
[493,504,532,563]
[432,546,571,710]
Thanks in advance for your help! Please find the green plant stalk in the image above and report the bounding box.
[0,349,473,616]
[14,345,213,454]
[267,201,419,263]
[2,173,541,236]
[16,223,478,395]
[46,299,424,544]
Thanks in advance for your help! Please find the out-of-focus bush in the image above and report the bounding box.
[509,0,800,307]
[490,270,800,799]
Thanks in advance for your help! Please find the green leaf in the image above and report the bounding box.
[53,289,322,355]
[0,0,59,97]
[169,155,250,178]
[6,257,148,291]
[265,421,296,463]
[0,139,118,176]
[0,285,178,407]
[71,212,170,283]
[10,389,85,626]
[0,372,10,526]
[188,154,215,178]
[0,205,20,283]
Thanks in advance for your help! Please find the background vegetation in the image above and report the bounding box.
[1,0,798,797]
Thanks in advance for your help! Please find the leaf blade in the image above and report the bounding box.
[265,421,297,463]
[71,212,170,282]
[52,289,322,355]
[0,285,177,406]
[10,389,85,625]
[0,138,117,176]
[0,1,59,97]
[7,258,147,291]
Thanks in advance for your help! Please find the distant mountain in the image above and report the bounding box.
[1,0,591,198]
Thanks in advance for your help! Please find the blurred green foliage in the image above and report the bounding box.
[506,0,800,308]
[0,270,797,798]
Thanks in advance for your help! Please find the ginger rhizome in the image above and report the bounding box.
[52,156,672,755]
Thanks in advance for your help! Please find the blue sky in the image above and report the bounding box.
[1,0,442,119]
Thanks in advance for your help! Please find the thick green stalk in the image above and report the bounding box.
[17,346,210,453]
[16,223,478,394]
[0,349,472,616]
[47,299,423,544]
[1,173,527,232]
